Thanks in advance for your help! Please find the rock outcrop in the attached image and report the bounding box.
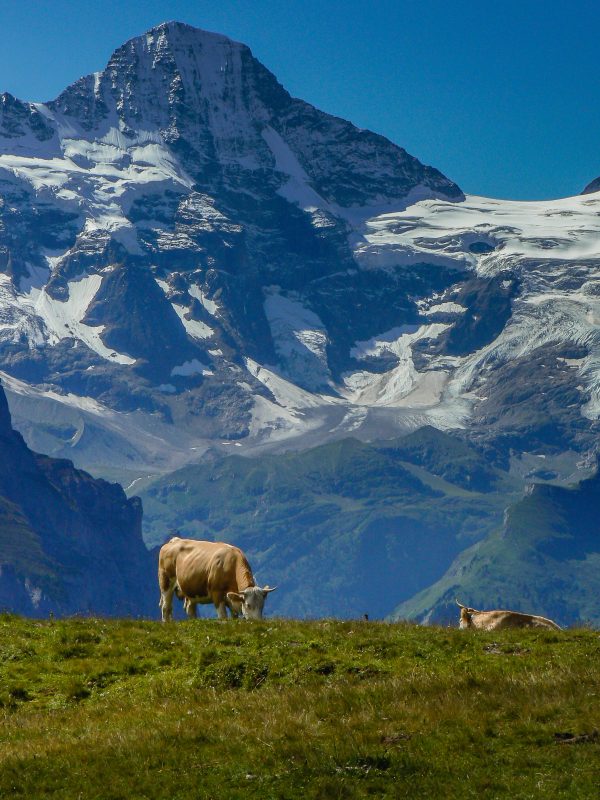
[0,381,155,617]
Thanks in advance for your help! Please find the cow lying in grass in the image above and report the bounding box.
[456,600,561,631]
[158,537,276,622]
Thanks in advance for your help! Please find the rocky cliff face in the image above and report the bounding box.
[0,381,155,616]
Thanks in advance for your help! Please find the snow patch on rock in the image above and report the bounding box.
[171,359,212,377]
[264,292,331,390]
[27,275,135,364]
[343,324,449,407]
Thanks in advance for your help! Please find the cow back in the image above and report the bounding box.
[471,610,561,631]
[175,540,253,599]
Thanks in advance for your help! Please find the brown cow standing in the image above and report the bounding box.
[456,600,561,631]
[158,537,276,622]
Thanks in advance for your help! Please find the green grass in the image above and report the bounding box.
[1,614,598,799]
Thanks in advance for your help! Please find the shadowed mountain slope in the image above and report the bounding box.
[0,381,154,616]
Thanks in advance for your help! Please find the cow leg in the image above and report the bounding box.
[159,590,174,623]
[185,599,198,619]
[159,572,176,623]
[217,602,228,620]
[214,597,229,620]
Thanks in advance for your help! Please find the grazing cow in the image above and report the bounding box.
[456,600,561,631]
[158,537,276,622]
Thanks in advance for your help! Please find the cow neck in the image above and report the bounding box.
[236,561,256,592]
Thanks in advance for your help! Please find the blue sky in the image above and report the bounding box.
[0,0,598,200]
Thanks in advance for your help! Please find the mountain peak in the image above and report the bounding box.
[42,21,460,203]
[47,17,281,140]
[143,20,243,46]
[116,19,250,70]
[0,22,467,468]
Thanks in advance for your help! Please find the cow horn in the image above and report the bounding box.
[455,599,465,608]
[263,585,277,593]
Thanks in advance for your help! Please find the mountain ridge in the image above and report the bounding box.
[0,379,155,616]
[137,429,515,619]
[1,22,599,486]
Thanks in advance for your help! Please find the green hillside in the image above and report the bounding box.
[138,432,516,619]
[392,469,600,626]
[1,614,598,799]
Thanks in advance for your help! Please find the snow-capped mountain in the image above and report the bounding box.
[0,21,599,482]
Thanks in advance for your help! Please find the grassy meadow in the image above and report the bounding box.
[0,614,598,799]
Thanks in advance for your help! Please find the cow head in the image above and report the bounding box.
[456,599,475,629]
[227,585,277,620]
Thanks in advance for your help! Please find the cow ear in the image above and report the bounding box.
[227,591,243,603]
[262,585,277,594]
